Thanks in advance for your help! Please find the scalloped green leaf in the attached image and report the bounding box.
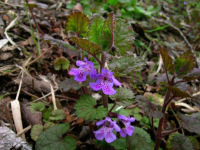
[110,138,126,150]
[188,136,200,150]
[66,12,89,37]
[70,37,101,55]
[89,14,112,50]
[126,127,154,150]
[114,19,134,54]
[36,124,76,150]
[160,47,174,74]
[54,57,70,71]
[178,112,200,135]
[31,124,43,141]
[30,102,46,112]
[174,51,195,77]
[132,107,142,121]
[109,55,145,76]
[109,87,134,102]
[89,16,108,48]
[167,133,193,150]
[75,95,107,121]
[49,109,66,121]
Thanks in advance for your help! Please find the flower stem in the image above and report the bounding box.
[102,94,108,108]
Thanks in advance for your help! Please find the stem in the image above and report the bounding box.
[102,94,108,108]
[111,13,114,47]
[100,52,108,108]
[154,89,172,150]
[108,101,117,113]
[24,0,44,36]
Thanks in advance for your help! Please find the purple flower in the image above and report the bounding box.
[89,68,121,95]
[118,114,135,137]
[94,117,121,143]
[69,58,96,82]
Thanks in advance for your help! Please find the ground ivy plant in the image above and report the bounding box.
[66,11,137,145]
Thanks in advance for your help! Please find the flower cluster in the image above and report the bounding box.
[69,58,121,95]
[94,115,135,143]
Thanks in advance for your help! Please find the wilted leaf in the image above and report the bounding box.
[31,124,43,141]
[54,57,70,71]
[135,95,163,119]
[36,124,76,150]
[126,127,154,150]
[174,51,195,77]
[66,12,89,37]
[183,68,200,81]
[59,78,86,92]
[30,102,46,112]
[49,109,66,121]
[160,47,174,73]
[167,86,190,98]
[110,87,134,101]
[75,95,107,121]
[178,112,200,135]
[167,133,193,150]
[70,37,101,55]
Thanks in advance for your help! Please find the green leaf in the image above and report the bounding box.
[75,95,107,121]
[108,0,119,6]
[167,133,193,150]
[31,124,43,141]
[167,86,190,98]
[89,16,112,50]
[174,51,195,77]
[188,136,200,150]
[66,12,89,37]
[132,107,142,121]
[36,124,76,150]
[43,105,54,121]
[110,138,126,150]
[30,102,46,112]
[114,19,134,54]
[70,37,101,55]
[109,87,134,101]
[126,127,154,150]
[178,112,200,135]
[89,16,105,46]
[160,47,174,73]
[109,55,145,76]
[54,57,70,71]
[49,109,66,121]
[98,13,113,50]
